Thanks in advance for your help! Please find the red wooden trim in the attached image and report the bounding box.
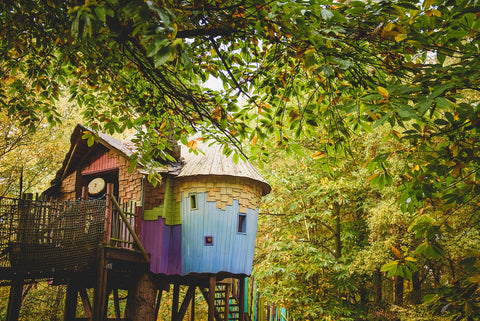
[81,151,118,175]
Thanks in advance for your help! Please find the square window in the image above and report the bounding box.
[204,236,214,246]
[190,194,197,210]
[238,213,247,234]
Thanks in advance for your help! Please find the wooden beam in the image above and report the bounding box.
[109,194,150,263]
[154,289,163,320]
[79,288,93,319]
[60,134,82,182]
[177,286,196,320]
[190,288,195,321]
[113,289,121,319]
[172,283,180,321]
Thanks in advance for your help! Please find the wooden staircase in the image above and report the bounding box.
[202,280,249,321]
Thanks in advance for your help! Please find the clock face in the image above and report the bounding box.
[88,177,105,195]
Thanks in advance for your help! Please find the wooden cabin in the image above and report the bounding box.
[44,124,270,278]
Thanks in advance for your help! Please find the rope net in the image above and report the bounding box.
[0,197,106,277]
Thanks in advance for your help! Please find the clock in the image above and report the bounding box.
[88,177,105,195]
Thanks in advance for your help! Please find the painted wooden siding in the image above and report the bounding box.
[141,217,182,275]
[81,151,119,175]
[181,193,259,275]
[143,176,182,225]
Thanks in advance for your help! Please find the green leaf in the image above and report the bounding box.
[154,45,173,67]
[380,261,398,272]
[94,6,106,22]
[321,8,334,21]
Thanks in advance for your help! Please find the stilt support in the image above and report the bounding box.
[178,286,196,320]
[239,277,245,321]
[63,281,78,321]
[93,250,108,321]
[208,276,216,321]
[172,283,180,321]
[6,278,24,321]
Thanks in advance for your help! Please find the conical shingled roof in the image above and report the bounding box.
[177,141,271,196]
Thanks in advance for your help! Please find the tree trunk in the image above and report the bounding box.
[333,202,341,260]
[393,275,404,306]
[125,272,157,321]
[411,271,422,305]
[359,277,368,306]
[373,268,382,306]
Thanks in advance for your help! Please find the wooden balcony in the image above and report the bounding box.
[0,191,148,282]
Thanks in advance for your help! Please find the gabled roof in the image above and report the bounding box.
[45,124,271,196]
[44,124,138,196]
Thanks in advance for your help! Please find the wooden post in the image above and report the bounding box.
[224,283,230,321]
[82,186,89,200]
[93,249,108,321]
[6,278,24,321]
[104,183,114,245]
[63,282,78,321]
[239,277,245,321]
[135,206,142,239]
[208,276,216,321]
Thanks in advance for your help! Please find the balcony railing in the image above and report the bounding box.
[0,190,147,279]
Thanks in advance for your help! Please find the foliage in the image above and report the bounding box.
[1,0,480,319]
[254,127,399,320]
[0,95,81,197]
[0,283,65,321]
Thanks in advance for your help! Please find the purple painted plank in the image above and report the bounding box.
[167,225,182,274]
[141,217,182,275]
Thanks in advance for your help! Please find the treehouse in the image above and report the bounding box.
[44,124,270,277]
[0,124,270,321]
